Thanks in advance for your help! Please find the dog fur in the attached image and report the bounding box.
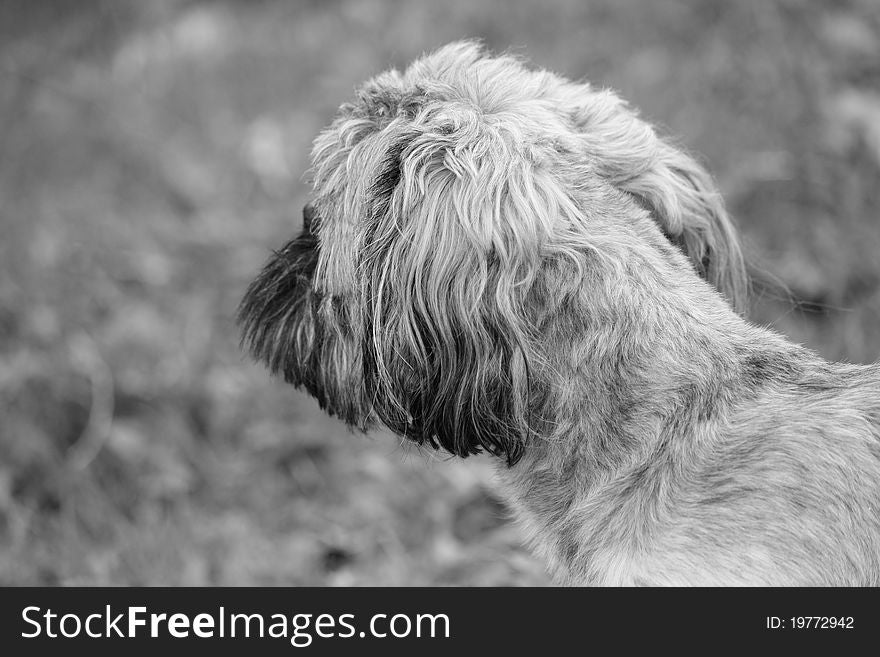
[239,41,880,585]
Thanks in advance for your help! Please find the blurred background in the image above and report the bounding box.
[1,0,879,585]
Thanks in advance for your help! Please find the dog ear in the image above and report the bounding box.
[356,128,548,465]
[641,141,748,314]
[571,91,748,312]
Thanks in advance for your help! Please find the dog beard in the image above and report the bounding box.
[238,204,372,429]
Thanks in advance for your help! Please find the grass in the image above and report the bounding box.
[1,0,878,585]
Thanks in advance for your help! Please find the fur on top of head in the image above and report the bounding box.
[239,40,747,465]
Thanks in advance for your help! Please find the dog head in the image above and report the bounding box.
[239,41,746,465]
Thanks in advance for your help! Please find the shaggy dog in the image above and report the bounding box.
[239,41,880,585]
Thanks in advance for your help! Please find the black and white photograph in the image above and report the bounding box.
[2,0,879,598]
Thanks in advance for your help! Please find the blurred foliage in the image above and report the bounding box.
[0,0,878,585]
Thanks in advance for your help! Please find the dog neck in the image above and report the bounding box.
[495,244,805,583]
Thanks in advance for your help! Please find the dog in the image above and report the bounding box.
[239,41,880,585]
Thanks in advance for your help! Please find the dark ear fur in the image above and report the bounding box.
[356,136,532,466]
